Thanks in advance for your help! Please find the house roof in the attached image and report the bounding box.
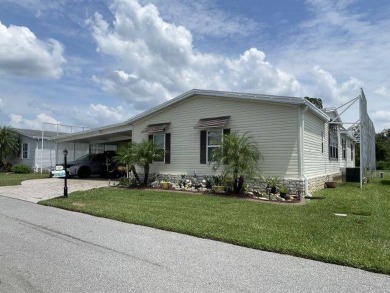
[53,89,330,143]
[126,89,330,124]
[14,128,66,140]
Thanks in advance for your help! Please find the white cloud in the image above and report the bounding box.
[9,113,61,130]
[372,111,390,131]
[374,86,389,98]
[140,0,259,38]
[7,102,130,130]
[69,103,130,128]
[0,21,66,78]
[372,110,390,122]
[268,0,390,130]
[88,0,304,110]
[1,0,67,16]
[308,66,362,105]
[222,48,303,95]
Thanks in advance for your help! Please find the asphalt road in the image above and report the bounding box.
[1,196,389,293]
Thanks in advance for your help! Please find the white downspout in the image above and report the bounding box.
[299,105,313,197]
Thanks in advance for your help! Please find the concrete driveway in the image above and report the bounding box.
[0,178,110,203]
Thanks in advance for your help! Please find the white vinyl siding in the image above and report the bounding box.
[303,111,327,178]
[303,112,352,178]
[132,95,300,178]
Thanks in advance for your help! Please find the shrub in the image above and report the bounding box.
[376,161,390,170]
[0,160,12,172]
[11,164,32,174]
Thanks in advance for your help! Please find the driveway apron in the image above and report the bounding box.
[0,178,109,203]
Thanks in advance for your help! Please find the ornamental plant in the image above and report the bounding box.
[211,131,262,194]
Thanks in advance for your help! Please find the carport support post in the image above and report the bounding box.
[63,149,68,198]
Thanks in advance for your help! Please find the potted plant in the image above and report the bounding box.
[264,176,281,194]
[212,175,225,194]
[279,184,289,198]
[160,181,170,190]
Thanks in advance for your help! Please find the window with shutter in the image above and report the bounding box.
[200,128,230,164]
[149,133,170,164]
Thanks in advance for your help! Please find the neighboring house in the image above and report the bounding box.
[8,129,58,172]
[54,89,362,193]
[8,129,90,172]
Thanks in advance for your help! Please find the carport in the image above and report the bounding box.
[52,122,133,164]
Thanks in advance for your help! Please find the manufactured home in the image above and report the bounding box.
[8,129,61,172]
[54,89,362,193]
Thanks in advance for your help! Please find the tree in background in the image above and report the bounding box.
[304,97,323,109]
[211,131,262,194]
[0,126,19,162]
[376,129,390,169]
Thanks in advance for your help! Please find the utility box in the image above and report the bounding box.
[346,167,360,182]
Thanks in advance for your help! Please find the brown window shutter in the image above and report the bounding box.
[223,128,230,135]
[148,134,153,142]
[200,130,207,164]
[165,133,171,164]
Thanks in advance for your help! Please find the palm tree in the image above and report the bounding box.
[114,140,164,186]
[114,142,141,184]
[0,126,19,162]
[211,131,262,194]
[134,140,164,185]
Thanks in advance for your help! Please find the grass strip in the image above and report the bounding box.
[39,176,390,274]
[0,172,49,186]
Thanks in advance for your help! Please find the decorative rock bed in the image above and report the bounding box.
[115,177,305,204]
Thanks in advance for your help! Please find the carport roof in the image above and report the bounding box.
[53,123,132,144]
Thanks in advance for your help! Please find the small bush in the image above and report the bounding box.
[11,164,32,174]
[376,161,390,170]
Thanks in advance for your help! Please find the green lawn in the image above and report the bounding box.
[39,175,390,274]
[0,172,49,186]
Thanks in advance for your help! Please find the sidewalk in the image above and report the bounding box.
[0,178,110,203]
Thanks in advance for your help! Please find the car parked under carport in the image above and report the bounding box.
[52,151,120,179]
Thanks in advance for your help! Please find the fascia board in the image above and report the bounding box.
[53,123,132,142]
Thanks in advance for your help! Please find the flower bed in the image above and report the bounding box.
[115,175,304,204]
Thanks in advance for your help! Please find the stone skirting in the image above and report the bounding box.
[134,173,306,195]
[127,172,341,195]
[307,172,342,192]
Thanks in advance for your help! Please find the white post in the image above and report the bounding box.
[41,126,44,173]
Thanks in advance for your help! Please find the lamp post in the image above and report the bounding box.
[63,149,68,198]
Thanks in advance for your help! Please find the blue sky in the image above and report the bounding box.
[0,0,389,133]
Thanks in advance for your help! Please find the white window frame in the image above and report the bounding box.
[207,129,223,163]
[153,133,165,163]
[21,142,29,159]
[342,138,347,160]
